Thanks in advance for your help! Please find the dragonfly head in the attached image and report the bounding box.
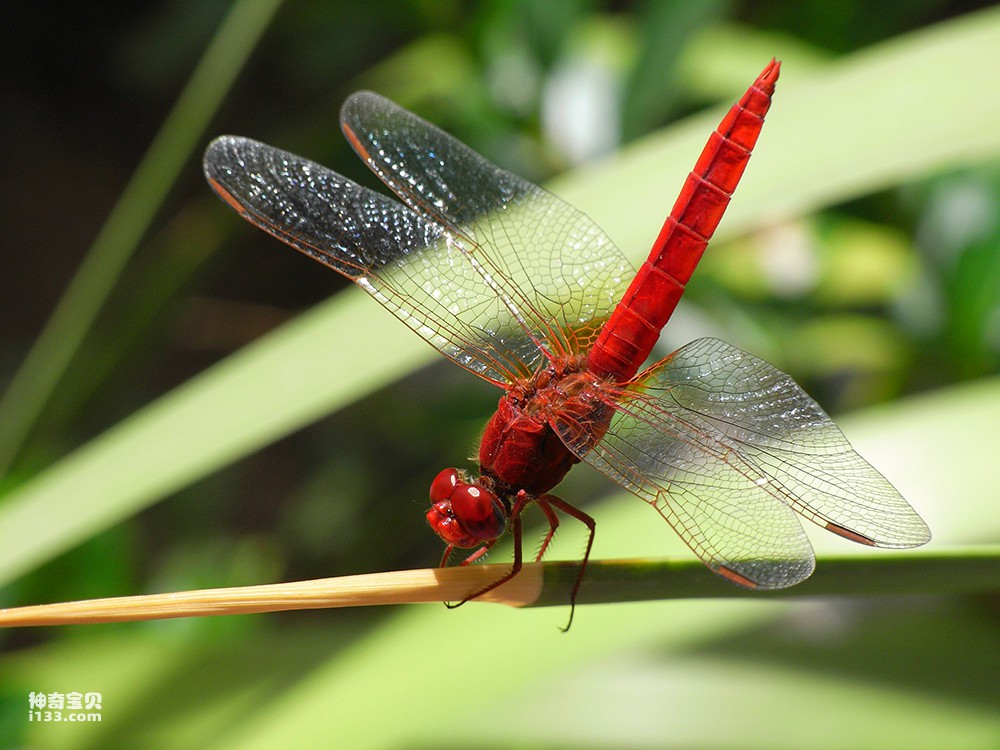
[426,468,507,548]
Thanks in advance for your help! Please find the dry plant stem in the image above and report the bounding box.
[0,563,544,627]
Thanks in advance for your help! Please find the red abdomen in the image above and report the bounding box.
[587,59,780,382]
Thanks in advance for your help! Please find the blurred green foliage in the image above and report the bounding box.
[1,1,998,748]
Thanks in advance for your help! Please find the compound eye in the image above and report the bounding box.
[450,484,506,542]
[429,468,459,503]
[426,501,478,548]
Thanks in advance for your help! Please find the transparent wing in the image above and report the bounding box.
[205,136,546,385]
[554,338,929,589]
[641,338,931,546]
[556,391,817,590]
[340,91,635,368]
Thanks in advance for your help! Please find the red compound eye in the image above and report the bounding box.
[429,468,459,503]
[426,469,506,546]
[449,483,506,542]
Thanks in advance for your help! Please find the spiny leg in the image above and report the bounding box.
[440,491,595,630]
[446,514,524,609]
[439,544,455,568]
[534,496,561,561]
[440,539,499,568]
[540,494,596,632]
[457,540,497,567]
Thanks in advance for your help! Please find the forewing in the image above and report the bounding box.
[340,91,635,365]
[204,135,542,385]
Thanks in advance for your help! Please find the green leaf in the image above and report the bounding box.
[0,0,286,474]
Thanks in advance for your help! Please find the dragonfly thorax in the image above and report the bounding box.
[478,362,610,497]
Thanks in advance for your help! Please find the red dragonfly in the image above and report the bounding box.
[204,60,929,621]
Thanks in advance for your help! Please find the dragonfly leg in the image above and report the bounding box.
[533,497,561,561]
[539,494,595,632]
[445,514,524,609]
[439,544,455,568]
[457,540,497,566]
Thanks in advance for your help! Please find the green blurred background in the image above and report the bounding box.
[1,1,998,747]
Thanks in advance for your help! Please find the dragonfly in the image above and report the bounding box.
[203,60,930,624]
